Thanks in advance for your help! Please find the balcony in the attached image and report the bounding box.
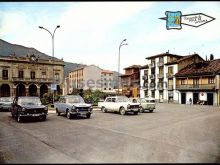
[150,74,155,79]
[157,73,164,79]
[157,84,164,90]
[142,75,148,80]
[176,84,216,90]
[166,73,174,78]
[157,61,164,67]
[168,85,173,90]
[143,82,148,89]
[149,63,155,68]
[12,77,53,83]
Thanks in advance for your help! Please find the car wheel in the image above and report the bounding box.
[134,111,138,115]
[56,108,60,116]
[101,107,107,113]
[41,115,47,121]
[67,110,71,119]
[139,107,144,113]
[149,110,154,113]
[17,113,22,123]
[86,113,91,118]
[119,107,126,115]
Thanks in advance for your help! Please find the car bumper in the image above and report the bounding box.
[19,112,48,117]
[70,111,92,115]
[126,108,140,112]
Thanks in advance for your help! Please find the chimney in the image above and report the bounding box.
[210,54,214,60]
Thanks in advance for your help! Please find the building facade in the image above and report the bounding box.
[0,55,64,97]
[175,59,220,106]
[144,52,182,102]
[120,65,141,97]
[142,52,204,103]
[67,65,116,94]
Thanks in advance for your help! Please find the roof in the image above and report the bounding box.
[140,65,148,69]
[145,52,182,59]
[101,70,113,74]
[124,65,142,70]
[165,54,204,65]
[175,59,220,77]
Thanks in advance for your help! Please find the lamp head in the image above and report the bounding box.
[39,26,43,29]
[57,25,60,28]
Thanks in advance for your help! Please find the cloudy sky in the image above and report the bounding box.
[0,2,220,73]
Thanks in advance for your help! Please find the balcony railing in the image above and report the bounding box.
[157,73,164,79]
[150,74,155,79]
[166,73,174,78]
[157,84,164,90]
[142,75,148,80]
[149,63,155,68]
[157,61,164,67]
[12,77,53,83]
[168,85,173,90]
[176,84,216,90]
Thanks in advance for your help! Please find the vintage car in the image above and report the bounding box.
[11,96,48,122]
[0,97,13,111]
[98,96,140,115]
[54,95,93,119]
[130,97,156,113]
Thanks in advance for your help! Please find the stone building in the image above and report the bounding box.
[0,54,64,97]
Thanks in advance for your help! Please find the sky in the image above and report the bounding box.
[0,1,220,73]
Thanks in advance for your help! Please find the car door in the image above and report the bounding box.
[12,97,19,116]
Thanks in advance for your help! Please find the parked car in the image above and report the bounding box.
[130,97,156,113]
[54,95,93,119]
[0,97,13,112]
[11,96,48,122]
[98,96,140,115]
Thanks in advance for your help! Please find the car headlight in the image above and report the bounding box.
[127,104,130,109]
[71,105,76,110]
[22,107,26,111]
[89,106,93,112]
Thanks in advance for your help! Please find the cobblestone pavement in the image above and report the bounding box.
[0,103,220,163]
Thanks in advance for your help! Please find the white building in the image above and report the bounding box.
[141,52,204,103]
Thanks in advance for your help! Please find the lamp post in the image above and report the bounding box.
[39,25,60,105]
[118,39,128,95]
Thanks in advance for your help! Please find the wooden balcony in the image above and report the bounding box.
[176,84,216,90]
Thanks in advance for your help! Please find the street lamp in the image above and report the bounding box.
[39,25,60,105]
[118,39,128,95]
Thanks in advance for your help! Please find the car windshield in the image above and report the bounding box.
[0,97,13,102]
[146,99,155,103]
[67,96,85,103]
[18,97,42,106]
[140,98,147,103]
[117,96,129,102]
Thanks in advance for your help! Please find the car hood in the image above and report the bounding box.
[21,105,46,109]
[69,103,92,107]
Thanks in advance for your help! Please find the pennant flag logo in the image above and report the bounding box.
[159,11,215,30]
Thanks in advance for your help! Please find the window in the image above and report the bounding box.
[168,67,173,74]
[2,70,8,80]
[181,79,186,85]
[42,72,46,79]
[109,88,111,90]
[208,77,214,84]
[30,71,35,79]
[55,73,59,80]
[18,70,24,79]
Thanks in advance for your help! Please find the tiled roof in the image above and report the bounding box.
[101,70,113,74]
[175,59,220,77]
[124,65,142,70]
[165,54,203,65]
[145,52,182,59]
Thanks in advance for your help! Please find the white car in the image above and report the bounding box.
[130,97,156,113]
[98,96,140,115]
